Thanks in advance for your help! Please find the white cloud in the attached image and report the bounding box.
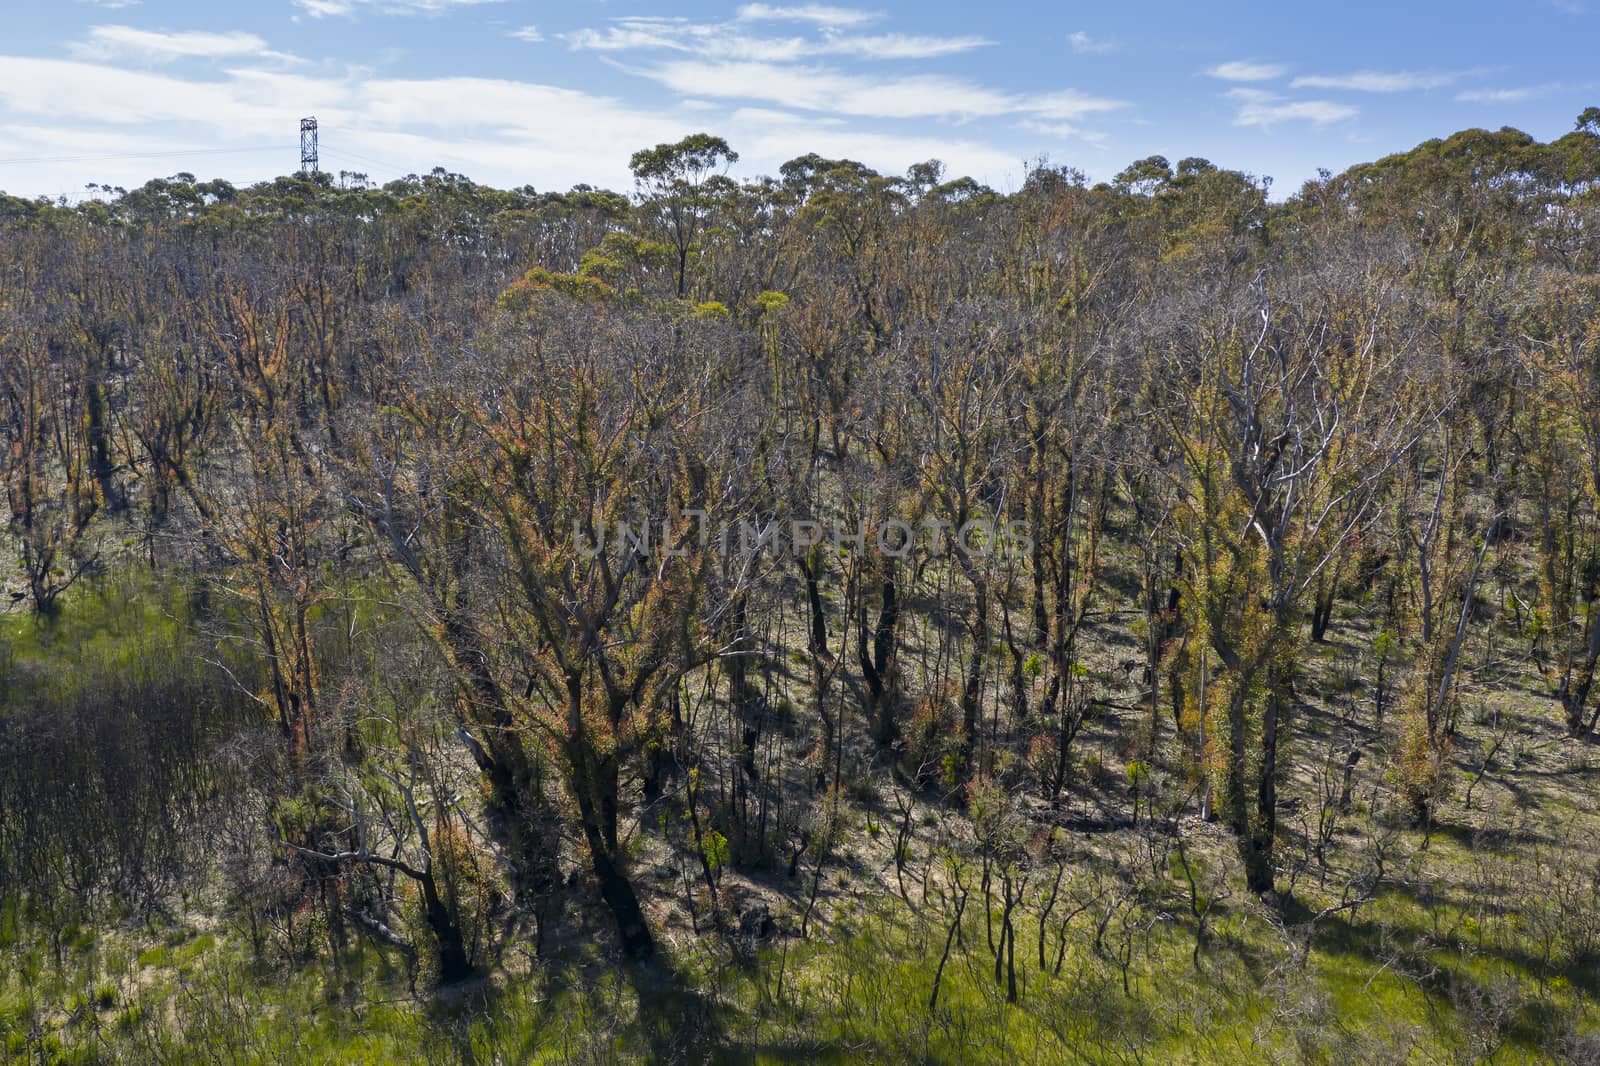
[735,4,882,28]
[1205,60,1287,82]
[292,0,503,17]
[1029,90,1125,122]
[1456,84,1557,103]
[0,53,1046,196]
[1243,101,1356,126]
[638,60,986,118]
[561,11,1112,130]
[0,59,298,129]
[69,26,298,64]
[1291,70,1458,93]
[1068,31,1113,55]
[563,16,987,62]
[0,57,680,189]
[79,0,141,8]
[1227,87,1356,128]
[634,58,1124,123]
[508,25,543,43]
[826,34,990,60]
[564,20,697,53]
[1019,118,1109,148]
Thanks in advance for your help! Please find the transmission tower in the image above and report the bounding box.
[299,117,318,175]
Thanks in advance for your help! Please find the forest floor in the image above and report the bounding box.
[4,572,1600,1064]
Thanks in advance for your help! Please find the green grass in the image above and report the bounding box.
[0,848,1595,1065]
[0,570,187,678]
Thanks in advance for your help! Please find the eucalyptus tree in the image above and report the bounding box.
[1161,252,1423,893]
[1523,272,1600,736]
[383,275,756,958]
[629,133,741,299]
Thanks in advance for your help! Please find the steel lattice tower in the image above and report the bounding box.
[299,117,318,175]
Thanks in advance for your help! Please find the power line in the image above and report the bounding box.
[319,123,483,178]
[0,145,286,168]
[323,144,412,177]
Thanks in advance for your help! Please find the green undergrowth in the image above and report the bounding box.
[0,572,188,687]
[3,875,1595,1065]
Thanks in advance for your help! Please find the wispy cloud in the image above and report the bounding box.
[560,10,1115,140]
[828,34,991,59]
[1019,117,1109,147]
[508,25,543,43]
[1227,87,1356,128]
[69,26,299,64]
[292,0,503,18]
[564,21,693,54]
[1206,60,1287,82]
[78,0,141,8]
[1291,70,1460,92]
[735,4,883,28]
[1068,31,1114,55]
[563,16,987,62]
[1455,84,1558,103]
[635,58,1124,123]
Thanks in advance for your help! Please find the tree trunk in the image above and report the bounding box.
[1562,607,1600,736]
[1247,659,1291,896]
[959,586,988,780]
[567,678,655,960]
[1310,562,1341,642]
[858,570,900,747]
[420,868,475,983]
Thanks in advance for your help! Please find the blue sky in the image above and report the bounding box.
[0,0,1594,200]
